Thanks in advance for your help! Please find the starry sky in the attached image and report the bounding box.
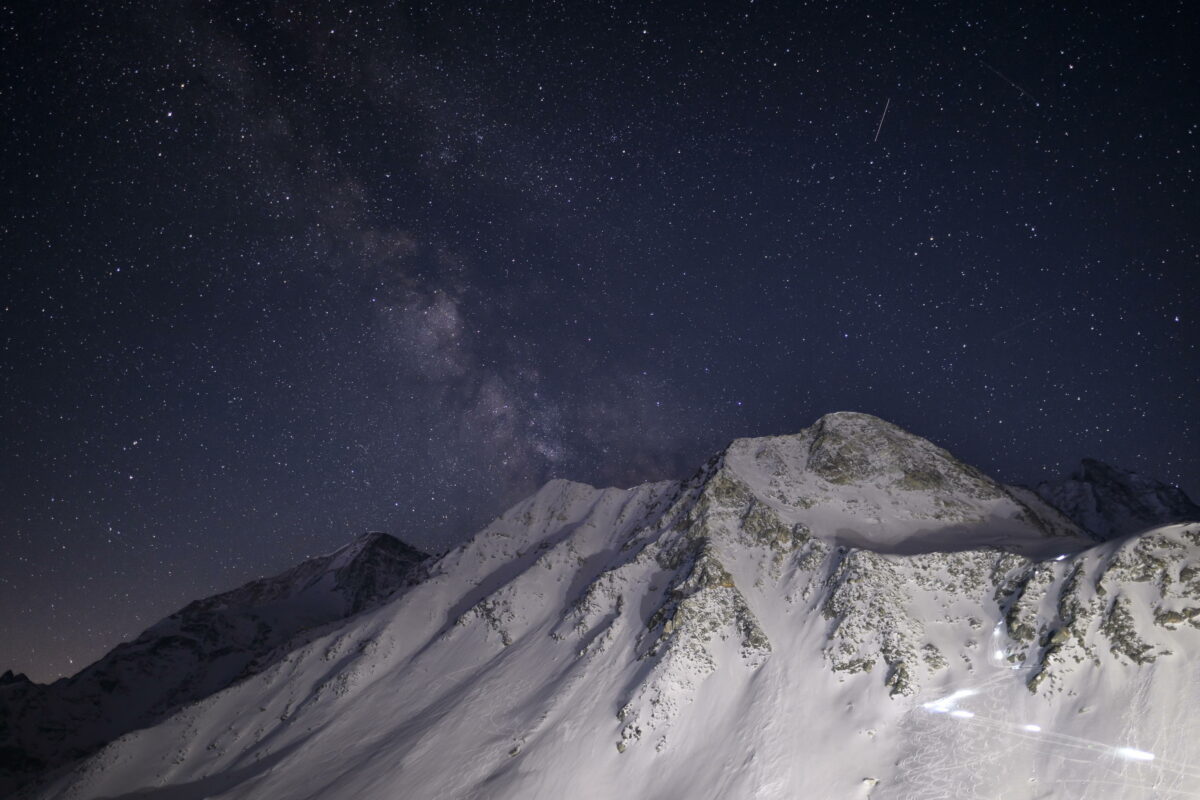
[2,1,1196,682]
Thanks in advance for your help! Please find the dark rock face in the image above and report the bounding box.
[0,671,32,688]
[1037,459,1200,540]
[0,533,429,796]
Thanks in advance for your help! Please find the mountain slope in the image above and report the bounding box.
[0,533,428,795]
[19,413,1200,799]
[1037,458,1200,540]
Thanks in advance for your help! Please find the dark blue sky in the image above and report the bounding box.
[3,1,1196,681]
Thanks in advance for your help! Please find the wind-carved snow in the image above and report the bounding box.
[15,412,1200,800]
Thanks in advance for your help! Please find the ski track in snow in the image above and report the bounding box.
[891,664,1200,799]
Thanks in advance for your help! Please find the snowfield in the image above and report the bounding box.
[8,412,1200,799]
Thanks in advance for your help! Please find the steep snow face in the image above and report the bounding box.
[0,533,428,795]
[20,414,1200,800]
[1037,458,1200,540]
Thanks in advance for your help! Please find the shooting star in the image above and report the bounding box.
[981,61,1040,107]
[874,98,891,142]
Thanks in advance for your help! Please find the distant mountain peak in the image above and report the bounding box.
[1036,458,1200,540]
[348,529,395,548]
[329,530,427,573]
[0,530,430,795]
[0,669,32,687]
[1077,458,1146,484]
[343,529,417,551]
[329,532,430,614]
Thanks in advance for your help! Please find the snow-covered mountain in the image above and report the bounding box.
[0,532,428,796]
[1037,457,1200,541]
[13,412,1200,799]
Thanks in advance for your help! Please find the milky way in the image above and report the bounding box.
[2,1,1196,680]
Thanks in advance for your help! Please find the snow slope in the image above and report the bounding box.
[0,533,428,795]
[16,413,1200,799]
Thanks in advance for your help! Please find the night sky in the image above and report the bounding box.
[3,1,1196,682]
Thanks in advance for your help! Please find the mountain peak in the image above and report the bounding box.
[805,411,959,486]
[333,530,427,567]
[811,409,891,427]
[0,670,32,688]
[713,414,1086,556]
[806,410,912,447]
[1037,459,1200,540]
[1077,457,1132,482]
[328,532,430,614]
[354,530,395,546]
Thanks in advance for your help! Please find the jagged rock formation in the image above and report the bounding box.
[0,533,428,795]
[1037,458,1200,540]
[12,413,1200,799]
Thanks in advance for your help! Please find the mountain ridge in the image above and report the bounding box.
[0,532,429,794]
[12,412,1200,799]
